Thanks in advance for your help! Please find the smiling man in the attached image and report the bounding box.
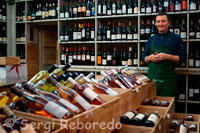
[142,12,186,98]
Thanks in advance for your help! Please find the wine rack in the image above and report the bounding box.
[2,0,200,113]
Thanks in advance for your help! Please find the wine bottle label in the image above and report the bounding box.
[112,60,117,65]
[61,54,65,61]
[78,7,82,13]
[174,29,180,35]
[128,8,132,14]
[179,94,185,99]
[107,10,111,15]
[103,5,107,14]
[60,36,64,41]
[194,89,199,94]
[122,5,126,14]
[133,59,138,65]
[83,87,98,101]
[117,34,122,40]
[164,2,169,7]
[190,4,196,10]
[74,95,93,110]
[153,6,157,13]
[196,32,200,38]
[91,56,95,61]
[73,32,77,40]
[169,29,173,33]
[141,8,145,13]
[147,114,159,125]
[98,5,101,15]
[111,34,117,40]
[189,89,194,97]
[117,9,122,14]
[82,29,86,38]
[122,60,127,65]
[0,14,2,19]
[189,32,195,37]
[73,8,78,15]
[91,31,95,39]
[195,60,200,67]
[146,7,152,13]
[112,4,116,14]
[181,32,186,39]
[49,10,52,16]
[102,59,107,65]
[68,56,73,63]
[65,35,69,41]
[179,124,187,133]
[107,30,111,39]
[189,124,196,129]
[122,34,126,39]
[20,124,36,133]
[76,55,81,60]
[59,98,80,112]
[171,119,179,125]
[175,4,181,11]
[135,113,145,120]
[106,88,118,96]
[107,55,112,61]
[115,79,126,88]
[182,1,187,10]
[133,34,138,39]
[189,59,194,67]
[77,32,82,40]
[86,10,91,16]
[65,12,69,18]
[44,101,71,118]
[141,29,145,35]
[82,55,86,61]
[127,34,133,40]
[86,55,91,60]
[128,59,133,65]
[82,7,86,12]
[123,112,136,119]
[97,56,102,64]
[146,28,150,34]
[134,7,138,14]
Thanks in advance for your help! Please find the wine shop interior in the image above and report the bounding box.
[0,0,200,132]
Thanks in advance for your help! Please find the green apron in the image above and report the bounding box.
[147,32,178,98]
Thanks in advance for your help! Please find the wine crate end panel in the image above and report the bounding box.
[0,57,20,65]
[148,81,156,99]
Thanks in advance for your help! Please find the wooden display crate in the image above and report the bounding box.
[0,56,20,66]
[172,113,200,122]
[139,96,175,133]
[112,106,164,133]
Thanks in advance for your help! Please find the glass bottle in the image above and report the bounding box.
[120,111,137,124]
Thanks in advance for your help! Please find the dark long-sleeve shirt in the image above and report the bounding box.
[142,31,186,66]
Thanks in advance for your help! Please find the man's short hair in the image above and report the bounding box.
[156,12,170,21]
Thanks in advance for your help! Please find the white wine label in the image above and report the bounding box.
[123,112,136,119]
[127,34,133,40]
[73,55,77,60]
[98,5,101,14]
[146,7,152,13]
[133,59,138,65]
[179,124,187,133]
[111,34,117,40]
[147,113,159,125]
[82,55,86,61]
[122,60,127,65]
[117,34,122,40]
[181,32,186,39]
[65,35,69,41]
[171,119,179,125]
[107,55,112,61]
[91,56,95,61]
[86,55,91,60]
[82,29,86,37]
[61,54,65,60]
[77,32,82,40]
[106,88,118,96]
[115,79,126,89]
[74,95,93,110]
[122,5,126,14]
[141,8,145,13]
[68,56,73,63]
[135,113,145,120]
[195,60,200,67]
[175,4,181,11]
[122,34,126,39]
[91,31,95,39]
[44,101,70,119]
[59,98,80,112]
[60,36,64,41]
[51,10,56,17]
[73,32,77,40]
[102,59,107,65]
[133,34,138,39]
[73,8,78,14]
[82,87,98,101]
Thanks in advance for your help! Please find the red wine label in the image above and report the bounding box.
[135,113,145,120]
[147,114,159,125]
[123,112,136,119]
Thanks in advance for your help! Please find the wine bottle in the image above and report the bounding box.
[182,0,187,11]
[180,19,187,39]
[178,120,188,133]
[127,47,133,66]
[97,48,102,65]
[185,115,194,121]
[131,112,147,125]
[67,77,105,105]
[146,0,152,14]
[188,124,197,131]
[49,63,71,78]
[127,0,133,14]
[46,76,93,111]
[164,0,169,12]
[112,0,117,15]
[120,111,137,124]
[117,22,122,41]
[117,0,122,15]
[190,0,197,11]
[141,0,146,14]
[144,110,160,127]
[175,0,181,12]
[169,118,179,130]
[196,19,200,39]
[133,0,138,14]
[169,0,175,12]
[102,0,107,16]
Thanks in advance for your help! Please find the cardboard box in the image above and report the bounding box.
[0,56,20,65]
[0,64,28,86]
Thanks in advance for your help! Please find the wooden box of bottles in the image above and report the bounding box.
[112,107,164,133]
[147,81,157,99]
[140,96,175,133]
[0,56,20,66]
[112,88,133,116]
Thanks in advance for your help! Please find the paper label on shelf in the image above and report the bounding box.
[82,87,98,101]
[59,98,80,112]
[147,114,159,125]
[74,95,93,110]
[146,7,152,13]
[44,101,70,119]
[123,112,136,119]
